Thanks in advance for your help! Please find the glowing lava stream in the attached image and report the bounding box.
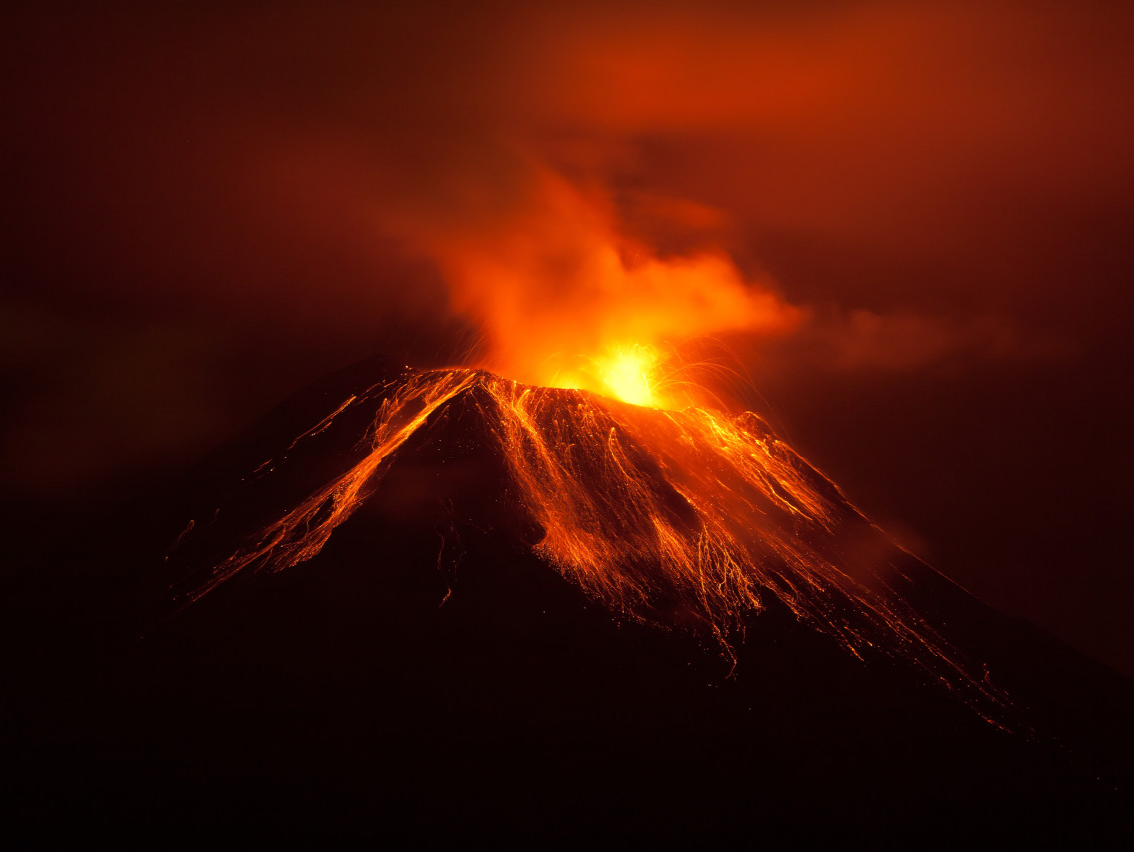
[183,367,1011,724]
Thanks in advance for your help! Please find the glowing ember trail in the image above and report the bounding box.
[176,367,1011,724]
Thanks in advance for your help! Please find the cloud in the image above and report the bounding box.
[799,308,1068,374]
[3,0,1132,492]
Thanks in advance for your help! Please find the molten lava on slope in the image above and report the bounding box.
[171,367,1010,724]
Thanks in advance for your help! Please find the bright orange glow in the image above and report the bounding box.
[180,368,1012,726]
[556,343,664,407]
[395,164,802,409]
[597,344,659,406]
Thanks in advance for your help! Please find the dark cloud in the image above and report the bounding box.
[2,1,1133,672]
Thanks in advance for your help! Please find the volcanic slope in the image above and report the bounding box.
[4,364,1133,845]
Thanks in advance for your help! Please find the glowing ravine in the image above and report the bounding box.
[178,367,1011,725]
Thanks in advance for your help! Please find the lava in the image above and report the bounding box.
[554,342,665,407]
[178,367,1011,724]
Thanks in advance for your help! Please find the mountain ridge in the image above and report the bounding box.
[4,360,1133,843]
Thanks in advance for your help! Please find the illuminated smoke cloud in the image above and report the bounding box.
[388,160,802,404]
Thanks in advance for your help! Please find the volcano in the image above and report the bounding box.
[4,361,1133,845]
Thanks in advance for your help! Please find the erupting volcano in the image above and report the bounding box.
[11,170,1131,842]
[6,1,1134,844]
[165,175,1013,721]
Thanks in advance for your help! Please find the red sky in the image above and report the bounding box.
[3,0,1133,675]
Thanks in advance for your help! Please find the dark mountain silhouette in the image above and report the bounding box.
[3,358,1132,846]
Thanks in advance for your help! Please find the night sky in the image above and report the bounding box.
[3,1,1133,676]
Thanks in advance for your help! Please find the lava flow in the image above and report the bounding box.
[177,364,1012,725]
